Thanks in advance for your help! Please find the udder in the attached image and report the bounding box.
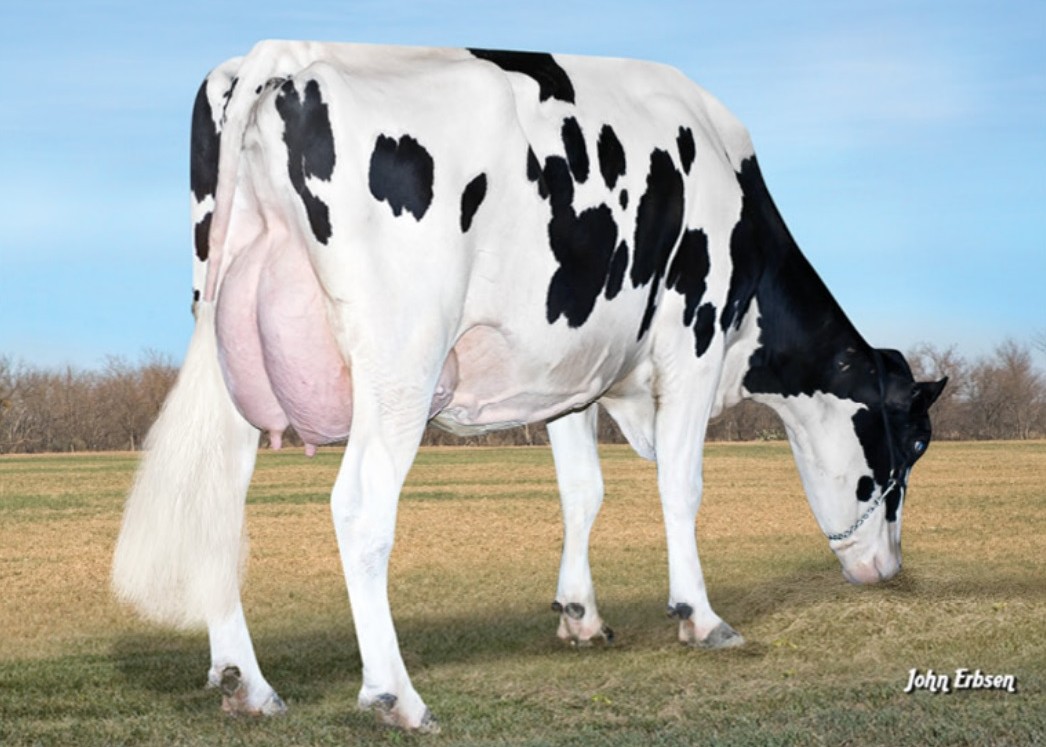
[216,234,352,451]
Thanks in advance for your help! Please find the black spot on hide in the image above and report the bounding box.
[692,303,717,357]
[468,48,576,103]
[527,147,548,199]
[460,173,487,232]
[190,81,220,203]
[561,117,589,183]
[677,126,696,174]
[369,133,435,221]
[856,475,875,503]
[220,77,238,123]
[543,156,620,327]
[190,80,220,261]
[632,149,685,339]
[597,124,626,190]
[721,157,771,334]
[275,79,336,244]
[194,213,213,264]
[605,241,629,300]
[666,228,716,356]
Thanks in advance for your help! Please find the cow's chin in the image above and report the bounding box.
[828,514,903,585]
[840,557,901,585]
[831,525,902,585]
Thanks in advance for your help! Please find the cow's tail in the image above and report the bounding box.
[111,301,258,629]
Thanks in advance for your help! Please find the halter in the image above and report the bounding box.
[826,479,900,543]
[825,349,901,544]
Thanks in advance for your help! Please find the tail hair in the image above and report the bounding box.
[112,302,258,629]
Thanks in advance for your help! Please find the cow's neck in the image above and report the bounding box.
[720,157,874,413]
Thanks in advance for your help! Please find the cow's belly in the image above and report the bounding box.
[434,322,633,434]
[216,234,353,449]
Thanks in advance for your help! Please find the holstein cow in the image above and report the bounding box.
[113,41,946,731]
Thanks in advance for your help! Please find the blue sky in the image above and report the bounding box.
[2,0,1044,368]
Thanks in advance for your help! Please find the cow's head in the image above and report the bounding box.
[766,349,947,584]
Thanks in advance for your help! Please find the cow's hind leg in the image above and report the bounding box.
[208,602,286,715]
[112,301,287,712]
[547,406,614,646]
[655,384,745,649]
[328,369,439,733]
[200,407,284,717]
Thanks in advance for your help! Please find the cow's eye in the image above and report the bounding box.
[913,440,925,455]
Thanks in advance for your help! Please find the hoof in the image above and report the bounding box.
[257,692,288,716]
[362,693,440,733]
[566,624,615,648]
[553,601,614,647]
[214,666,287,716]
[692,621,746,650]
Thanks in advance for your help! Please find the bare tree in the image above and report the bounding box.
[906,343,967,440]
[2,334,1045,452]
[1034,330,1046,356]
[965,339,1044,439]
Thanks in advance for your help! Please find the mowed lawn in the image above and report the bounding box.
[1,441,1043,746]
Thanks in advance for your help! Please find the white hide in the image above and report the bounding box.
[754,390,901,582]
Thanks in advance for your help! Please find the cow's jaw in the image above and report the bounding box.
[757,390,902,584]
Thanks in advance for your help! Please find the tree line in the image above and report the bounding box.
[1,338,1044,454]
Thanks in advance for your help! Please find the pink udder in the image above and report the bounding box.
[217,232,352,448]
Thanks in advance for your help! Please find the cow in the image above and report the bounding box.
[112,41,947,732]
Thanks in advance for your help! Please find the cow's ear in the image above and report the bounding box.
[912,378,948,413]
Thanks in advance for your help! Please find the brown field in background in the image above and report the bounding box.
[1,441,1043,745]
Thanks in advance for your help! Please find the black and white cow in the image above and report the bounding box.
[113,41,946,732]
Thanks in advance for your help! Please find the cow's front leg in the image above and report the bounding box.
[330,395,438,733]
[208,602,286,715]
[655,396,744,649]
[547,406,613,646]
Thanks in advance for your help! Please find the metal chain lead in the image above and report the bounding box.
[826,479,899,543]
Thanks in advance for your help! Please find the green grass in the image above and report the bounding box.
[1,442,1043,745]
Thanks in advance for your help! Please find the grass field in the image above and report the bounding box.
[1,441,1043,746]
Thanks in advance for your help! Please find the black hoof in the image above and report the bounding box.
[261,692,287,716]
[697,621,745,650]
[419,708,441,734]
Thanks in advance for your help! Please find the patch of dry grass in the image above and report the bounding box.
[1,441,1043,745]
